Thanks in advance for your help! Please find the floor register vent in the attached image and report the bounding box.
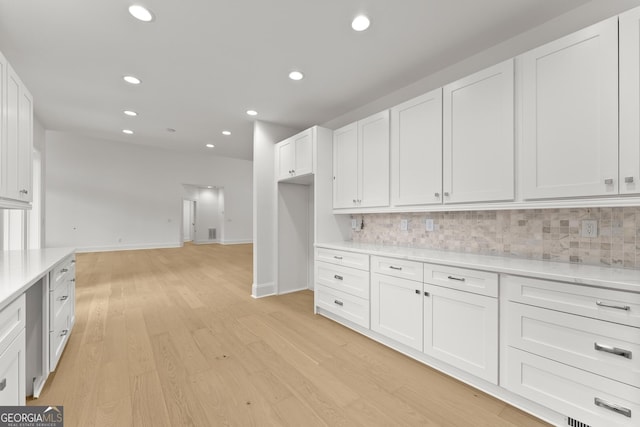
[208,228,217,240]
[567,417,591,427]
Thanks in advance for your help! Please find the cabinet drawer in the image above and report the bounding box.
[315,248,369,271]
[502,275,640,328]
[423,263,498,297]
[0,329,25,406]
[50,281,71,326]
[0,294,25,356]
[50,256,75,290]
[507,302,640,387]
[505,347,640,427]
[371,256,423,282]
[315,261,369,299]
[316,285,369,329]
[50,314,70,372]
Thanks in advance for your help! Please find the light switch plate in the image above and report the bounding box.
[400,219,408,231]
[351,219,357,230]
[581,220,598,238]
[425,219,434,232]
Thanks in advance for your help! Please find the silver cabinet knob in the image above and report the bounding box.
[60,329,69,337]
[625,176,634,183]
[604,178,614,185]
[434,192,440,198]
[353,199,357,204]
[19,189,28,195]
[0,378,5,391]
[444,192,450,197]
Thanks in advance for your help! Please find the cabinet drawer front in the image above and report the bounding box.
[50,281,71,326]
[505,347,640,427]
[424,284,498,384]
[0,294,25,357]
[316,285,369,329]
[315,261,369,299]
[50,256,75,289]
[315,248,369,271]
[50,315,70,372]
[371,256,423,282]
[0,330,25,406]
[503,275,640,328]
[423,263,498,297]
[507,302,640,387]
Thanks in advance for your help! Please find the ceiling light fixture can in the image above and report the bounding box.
[123,110,137,116]
[222,130,231,136]
[206,144,215,148]
[246,110,258,116]
[352,15,370,31]
[289,71,304,81]
[123,75,141,85]
[123,129,134,134]
[128,5,155,22]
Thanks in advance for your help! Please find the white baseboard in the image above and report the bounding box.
[221,239,253,245]
[193,240,219,245]
[76,242,181,253]
[252,282,276,298]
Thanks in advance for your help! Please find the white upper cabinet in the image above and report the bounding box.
[358,110,390,208]
[520,18,618,200]
[443,60,514,204]
[620,7,640,195]
[0,60,32,206]
[276,128,313,182]
[333,111,390,209]
[391,88,443,206]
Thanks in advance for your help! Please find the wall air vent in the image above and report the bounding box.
[567,417,591,427]
[208,228,217,240]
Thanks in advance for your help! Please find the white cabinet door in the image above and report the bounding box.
[620,7,640,195]
[293,130,313,177]
[0,52,5,198]
[520,18,618,199]
[391,89,442,206]
[423,283,498,384]
[443,60,514,204]
[371,273,423,351]
[359,110,390,208]
[276,138,295,181]
[4,65,32,203]
[0,330,25,406]
[333,123,358,208]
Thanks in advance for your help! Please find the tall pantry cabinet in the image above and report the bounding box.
[620,7,640,195]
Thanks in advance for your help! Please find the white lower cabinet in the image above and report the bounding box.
[371,273,423,351]
[0,329,25,406]
[49,255,75,371]
[316,285,369,329]
[423,283,498,384]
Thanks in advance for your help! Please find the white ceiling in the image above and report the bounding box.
[0,0,593,160]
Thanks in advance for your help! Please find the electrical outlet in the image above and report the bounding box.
[351,219,357,230]
[581,220,598,238]
[400,219,408,231]
[425,219,434,232]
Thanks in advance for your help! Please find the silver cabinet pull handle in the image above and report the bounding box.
[71,278,76,282]
[604,178,614,185]
[424,291,430,297]
[594,343,632,359]
[334,300,344,306]
[333,256,343,260]
[352,199,357,204]
[60,329,69,337]
[19,189,28,195]
[389,266,402,271]
[0,378,6,391]
[596,301,630,311]
[625,176,634,183]
[58,295,69,301]
[61,268,68,273]
[71,260,76,264]
[447,275,465,282]
[334,274,343,281]
[434,192,440,197]
[443,192,450,197]
[594,397,631,418]
[414,289,420,294]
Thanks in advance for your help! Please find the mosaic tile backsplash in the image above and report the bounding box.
[350,207,640,269]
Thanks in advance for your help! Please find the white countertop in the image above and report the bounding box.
[316,242,640,293]
[0,247,75,310]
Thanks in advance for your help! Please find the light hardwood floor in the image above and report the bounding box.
[30,243,550,427]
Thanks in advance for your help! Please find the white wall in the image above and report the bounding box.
[194,187,220,243]
[45,131,253,251]
[322,0,640,130]
[252,120,299,298]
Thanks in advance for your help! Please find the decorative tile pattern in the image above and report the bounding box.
[350,207,640,269]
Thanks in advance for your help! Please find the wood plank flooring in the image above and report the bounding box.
[29,243,550,426]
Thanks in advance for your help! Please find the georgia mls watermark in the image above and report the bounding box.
[0,406,63,427]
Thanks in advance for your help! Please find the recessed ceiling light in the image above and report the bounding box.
[246,110,258,116]
[166,128,176,133]
[207,186,212,189]
[352,15,370,31]
[222,130,231,136]
[122,129,134,135]
[123,110,137,116]
[123,75,141,85]
[289,71,304,81]
[206,144,215,148]
[128,5,154,22]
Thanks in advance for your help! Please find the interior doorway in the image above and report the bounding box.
[182,199,196,243]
